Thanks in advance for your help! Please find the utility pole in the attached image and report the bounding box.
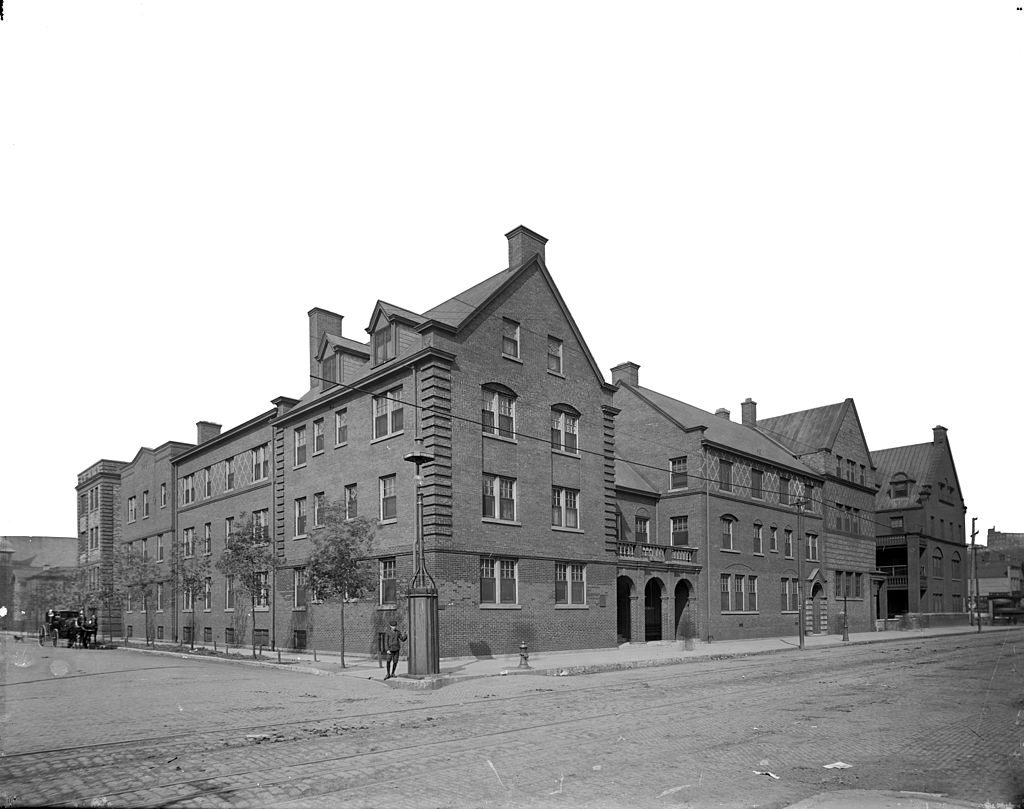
[796,499,805,650]
[971,517,981,633]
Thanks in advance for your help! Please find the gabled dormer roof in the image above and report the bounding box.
[757,398,872,461]
[615,456,660,497]
[366,301,427,334]
[618,384,820,478]
[872,427,965,511]
[315,332,370,363]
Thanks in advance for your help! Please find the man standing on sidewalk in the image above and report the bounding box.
[383,619,407,680]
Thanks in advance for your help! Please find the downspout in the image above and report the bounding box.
[171,466,178,644]
[704,447,712,643]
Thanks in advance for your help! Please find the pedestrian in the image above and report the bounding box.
[68,613,81,648]
[87,610,98,648]
[383,619,407,680]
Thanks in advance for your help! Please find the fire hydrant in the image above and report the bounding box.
[518,640,531,669]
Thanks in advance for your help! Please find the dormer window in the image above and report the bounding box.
[321,353,337,389]
[373,322,395,366]
[892,477,909,499]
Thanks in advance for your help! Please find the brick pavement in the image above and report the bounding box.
[1,629,1022,808]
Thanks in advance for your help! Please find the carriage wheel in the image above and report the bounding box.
[38,626,45,646]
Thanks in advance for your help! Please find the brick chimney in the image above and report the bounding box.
[933,425,947,445]
[506,225,547,268]
[741,398,757,427]
[611,362,640,387]
[308,308,344,381]
[715,408,731,420]
[197,421,222,444]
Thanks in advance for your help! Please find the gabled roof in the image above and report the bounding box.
[367,301,427,334]
[420,266,521,330]
[615,457,659,496]
[316,332,370,362]
[622,385,819,478]
[758,399,868,457]
[871,442,932,507]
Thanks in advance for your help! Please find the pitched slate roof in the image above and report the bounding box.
[421,265,520,330]
[615,457,659,496]
[871,442,932,508]
[757,401,849,455]
[627,385,818,477]
[318,332,370,359]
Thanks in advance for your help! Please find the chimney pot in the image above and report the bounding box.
[741,398,757,427]
[933,425,947,443]
[715,408,731,420]
[197,421,222,444]
[505,225,547,268]
[611,362,640,387]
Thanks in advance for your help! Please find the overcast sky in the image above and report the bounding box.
[2,1,1020,542]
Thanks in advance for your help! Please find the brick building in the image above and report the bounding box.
[987,527,1024,554]
[610,364,826,644]
[75,459,127,637]
[872,426,968,617]
[756,398,884,634]
[0,535,78,632]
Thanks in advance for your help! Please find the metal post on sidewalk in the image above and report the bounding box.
[797,500,805,650]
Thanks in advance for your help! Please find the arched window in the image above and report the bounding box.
[952,552,962,580]
[931,548,944,578]
[551,404,580,454]
[721,515,736,551]
[635,508,650,543]
[481,384,517,438]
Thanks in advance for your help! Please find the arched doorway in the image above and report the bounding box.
[617,577,633,643]
[810,582,825,634]
[645,578,664,641]
[674,580,694,639]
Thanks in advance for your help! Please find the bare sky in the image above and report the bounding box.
[2,1,1020,541]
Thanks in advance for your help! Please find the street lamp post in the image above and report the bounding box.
[404,438,439,676]
[842,584,850,642]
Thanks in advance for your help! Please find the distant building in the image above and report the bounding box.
[0,535,78,632]
[872,427,968,618]
[987,528,1024,553]
[75,460,127,637]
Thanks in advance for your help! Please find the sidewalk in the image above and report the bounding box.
[103,623,1021,690]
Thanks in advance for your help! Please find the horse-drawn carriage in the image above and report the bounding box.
[39,609,96,648]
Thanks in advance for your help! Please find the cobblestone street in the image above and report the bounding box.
[2,631,1022,808]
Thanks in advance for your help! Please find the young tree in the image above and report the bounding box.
[179,554,211,650]
[216,512,273,659]
[307,506,376,668]
[113,543,162,645]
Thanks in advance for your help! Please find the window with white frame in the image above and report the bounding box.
[551,487,579,529]
[294,426,307,466]
[255,571,269,608]
[225,456,234,491]
[345,483,358,519]
[379,475,397,521]
[313,418,325,453]
[88,526,99,550]
[252,445,269,482]
[781,578,799,611]
[751,469,763,499]
[670,457,688,490]
[253,509,269,541]
[225,575,236,610]
[635,515,650,543]
[142,491,149,518]
[778,477,790,505]
[671,515,689,546]
[372,387,404,439]
[160,482,167,508]
[483,475,516,522]
[753,523,763,554]
[141,538,149,562]
[806,533,819,561]
[732,575,745,611]
[156,582,163,611]
[203,523,212,555]
[502,318,520,358]
[555,562,586,605]
[204,466,212,497]
[481,558,517,604]
[157,533,164,562]
[127,496,137,523]
[203,578,212,611]
[321,353,337,388]
[720,574,731,611]
[183,585,195,612]
[547,336,563,373]
[224,517,233,546]
[335,408,348,445]
[372,322,395,365]
[719,461,732,492]
[550,407,579,453]
[784,529,794,558]
[294,567,307,609]
[313,492,325,528]
[295,497,308,536]
[482,388,516,439]
[182,527,195,558]
[747,576,758,611]
[380,558,396,604]
[769,526,778,553]
[721,517,735,550]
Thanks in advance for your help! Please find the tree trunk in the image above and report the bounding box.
[251,594,258,659]
[339,599,346,668]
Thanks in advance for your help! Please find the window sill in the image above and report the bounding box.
[547,369,565,379]
[551,448,579,459]
[377,604,398,612]
[483,432,517,445]
[203,609,212,614]
[371,431,404,445]
[480,603,522,610]
[555,604,589,610]
[312,450,324,458]
[293,606,307,612]
[753,553,765,557]
[721,611,760,615]
[720,548,740,554]
[502,354,523,364]
[255,607,270,612]
[293,463,307,470]
[552,525,584,534]
[293,534,308,540]
[666,487,690,494]
[335,442,348,450]
[379,518,397,526]
[482,518,521,527]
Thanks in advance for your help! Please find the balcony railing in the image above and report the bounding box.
[879,565,909,587]
[617,541,696,564]
[877,534,908,547]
